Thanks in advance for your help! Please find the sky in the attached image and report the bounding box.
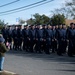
[0,0,67,24]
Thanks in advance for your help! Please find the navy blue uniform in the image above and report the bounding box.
[41,28,47,53]
[17,28,23,50]
[29,28,36,52]
[45,28,53,54]
[22,28,29,51]
[7,28,12,43]
[56,28,67,55]
[12,28,18,50]
[52,29,57,53]
[67,28,75,56]
[35,28,43,53]
[7,28,13,49]
[62,28,67,53]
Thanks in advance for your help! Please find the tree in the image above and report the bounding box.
[50,14,65,25]
[18,18,25,25]
[33,13,50,25]
[41,15,50,24]
[33,13,42,24]
[26,18,35,25]
[51,0,75,19]
[65,0,75,19]
[0,19,6,29]
[0,20,5,26]
[26,13,50,25]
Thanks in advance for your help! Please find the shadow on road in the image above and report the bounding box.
[7,50,75,63]
[55,69,75,72]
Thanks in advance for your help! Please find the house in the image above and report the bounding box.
[65,19,75,26]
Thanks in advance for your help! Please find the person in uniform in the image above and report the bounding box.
[62,24,67,53]
[17,25,23,50]
[12,26,18,50]
[55,25,58,30]
[45,25,53,54]
[22,25,29,52]
[56,24,64,56]
[41,24,47,53]
[28,25,35,52]
[34,24,38,52]
[52,25,57,53]
[55,25,59,51]
[1,26,8,45]
[35,25,43,53]
[67,23,75,57]
[7,26,13,49]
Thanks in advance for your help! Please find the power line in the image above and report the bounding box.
[0,0,54,16]
[0,0,20,8]
[0,0,47,14]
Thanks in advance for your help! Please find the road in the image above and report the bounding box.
[4,50,75,75]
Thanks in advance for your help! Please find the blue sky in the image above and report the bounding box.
[0,0,66,24]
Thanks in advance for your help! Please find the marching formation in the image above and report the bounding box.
[1,23,75,57]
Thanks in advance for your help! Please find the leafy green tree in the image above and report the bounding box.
[33,13,50,25]
[26,13,50,25]
[0,19,6,30]
[0,20,5,26]
[50,14,65,25]
[26,18,35,25]
[33,13,41,24]
[41,15,50,24]
[18,18,25,25]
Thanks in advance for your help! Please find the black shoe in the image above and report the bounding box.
[45,52,50,54]
[59,54,63,56]
[57,53,63,56]
[39,51,42,54]
[68,55,74,57]
[52,51,55,53]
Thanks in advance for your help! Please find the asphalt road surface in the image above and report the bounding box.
[4,50,75,75]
